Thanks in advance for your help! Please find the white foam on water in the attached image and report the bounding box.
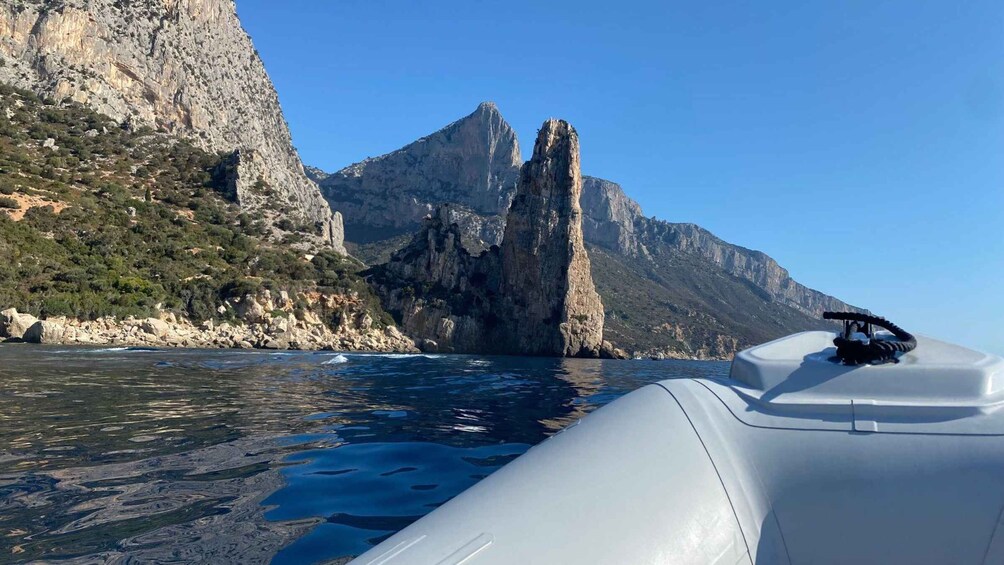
[347,353,445,360]
[46,347,143,353]
[85,347,159,353]
[322,354,350,365]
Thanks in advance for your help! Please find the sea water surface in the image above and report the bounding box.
[0,345,728,564]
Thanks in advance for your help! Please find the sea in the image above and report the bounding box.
[0,345,728,564]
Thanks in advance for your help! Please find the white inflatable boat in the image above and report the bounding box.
[351,314,1004,564]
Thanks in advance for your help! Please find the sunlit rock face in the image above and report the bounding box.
[313,100,863,358]
[319,101,521,245]
[497,119,604,357]
[580,176,644,256]
[368,120,605,358]
[578,177,857,319]
[0,0,343,251]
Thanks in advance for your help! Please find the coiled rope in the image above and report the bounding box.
[823,312,917,365]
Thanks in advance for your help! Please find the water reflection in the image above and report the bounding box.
[0,345,727,563]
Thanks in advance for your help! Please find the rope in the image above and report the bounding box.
[822,312,917,365]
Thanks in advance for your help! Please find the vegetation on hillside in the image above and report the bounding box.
[0,84,390,326]
[346,233,414,267]
[588,244,831,356]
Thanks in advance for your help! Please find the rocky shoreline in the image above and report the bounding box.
[0,306,735,359]
[0,306,418,352]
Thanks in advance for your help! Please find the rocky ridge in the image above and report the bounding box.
[368,120,611,358]
[0,0,343,251]
[319,102,520,245]
[579,177,857,318]
[311,103,861,358]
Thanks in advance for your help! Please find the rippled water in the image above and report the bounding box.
[0,344,728,564]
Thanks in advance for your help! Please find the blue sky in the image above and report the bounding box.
[236,1,1003,354]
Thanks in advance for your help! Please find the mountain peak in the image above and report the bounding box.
[319,102,522,242]
[465,101,507,127]
[476,101,499,113]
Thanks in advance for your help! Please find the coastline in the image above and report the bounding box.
[0,307,418,353]
[0,307,730,360]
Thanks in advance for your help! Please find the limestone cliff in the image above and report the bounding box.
[579,177,858,318]
[313,104,863,358]
[0,0,343,251]
[580,176,645,256]
[368,120,605,357]
[366,206,495,353]
[320,101,520,244]
[496,119,604,357]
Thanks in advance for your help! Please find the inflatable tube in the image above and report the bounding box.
[351,331,1004,564]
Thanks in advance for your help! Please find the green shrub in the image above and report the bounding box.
[0,84,395,332]
[0,196,19,209]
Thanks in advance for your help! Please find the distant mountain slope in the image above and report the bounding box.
[588,245,831,358]
[581,176,857,319]
[312,103,862,357]
[318,102,520,245]
[0,0,343,250]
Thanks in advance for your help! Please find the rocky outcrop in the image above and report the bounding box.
[369,120,605,357]
[23,320,65,344]
[0,308,36,339]
[368,206,496,353]
[314,103,863,358]
[0,0,344,251]
[442,205,507,253]
[320,102,521,243]
[496,119,604,357]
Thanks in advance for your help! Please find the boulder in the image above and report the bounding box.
[259,335,289,350]
[239,295,267,324]
[140,318,170,338]
[267,316,291,333]
[23,320,66,344]
[1,309,37,340]
[599,340,630,360]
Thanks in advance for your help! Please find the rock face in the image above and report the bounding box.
[580,176,645,256]
[0,308,37,339]
[369,120,605,357]
[0,0,344,251]
[320,102,520,244]
[496,120,604,357]
[316,104,863,358]
[368,206,495,353]
[23,320,65,344]
[578,178,857,318]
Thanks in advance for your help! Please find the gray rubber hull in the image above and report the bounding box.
[351,332,1004,564]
